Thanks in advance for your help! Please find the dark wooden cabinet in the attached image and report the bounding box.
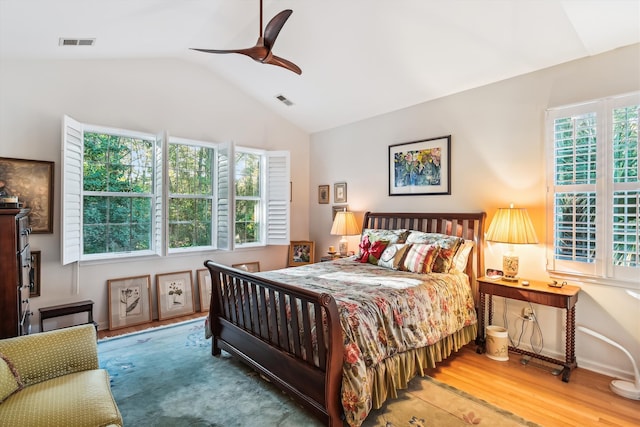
[0,208,32,338]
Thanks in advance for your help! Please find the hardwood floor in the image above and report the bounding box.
[98,315,639,426]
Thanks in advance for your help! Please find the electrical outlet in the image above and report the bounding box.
[522,307,535,320]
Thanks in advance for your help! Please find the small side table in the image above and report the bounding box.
[476,277,580,382]
[39,300,97,333]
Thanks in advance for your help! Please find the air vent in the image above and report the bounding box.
[59,38,96,46]
[276,94,294,106]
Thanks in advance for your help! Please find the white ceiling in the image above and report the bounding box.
[1,0,639,133]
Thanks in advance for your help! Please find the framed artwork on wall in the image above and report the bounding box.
[30,250,41,297]
[334,182,347,203]
[0,157,54,233]
[107,275,153,330]
[388,135,451,196]
[288,241,315,267]
[196,268,212,312]
[156,270,195,320]
[318,185,330,204]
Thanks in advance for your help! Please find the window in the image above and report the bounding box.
[546,93,639,285]
[62,115,290,264]
[168,139,214,251]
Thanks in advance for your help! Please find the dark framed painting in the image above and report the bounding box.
[30,250,41,297]
[388,135,451,196]
[318,185,330,204]
[0,157,54,233]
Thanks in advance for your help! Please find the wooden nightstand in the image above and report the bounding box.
[476,276,580,382]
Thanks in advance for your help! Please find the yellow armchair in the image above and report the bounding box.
[0,324,122,427]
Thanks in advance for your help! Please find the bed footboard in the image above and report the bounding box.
[204,260,344,426]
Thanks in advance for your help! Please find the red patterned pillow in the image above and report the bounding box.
[402,244,440,273]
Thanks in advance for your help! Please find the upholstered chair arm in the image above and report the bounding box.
[0,324,98,387]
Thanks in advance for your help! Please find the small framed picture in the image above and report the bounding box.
[334,182,347,203]
[288,241,315,267]
[30,250,41,297]
[196,268,212,312]
[318,185,330,204]
[232,262,261,273]
[107,275,153,330]
[156,270,195,320]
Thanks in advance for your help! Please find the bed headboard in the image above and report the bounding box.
[362,211,486,302]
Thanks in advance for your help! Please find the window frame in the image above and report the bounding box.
[545,92,639,288]
[62,116,290,264]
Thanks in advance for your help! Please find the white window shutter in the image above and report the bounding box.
[61,115,83,265]
[154,132,165,256]
[266,151,290,245]
[216,141,234,250]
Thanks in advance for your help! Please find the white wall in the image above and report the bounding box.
[310,44,640,379]
[0,58,311,329]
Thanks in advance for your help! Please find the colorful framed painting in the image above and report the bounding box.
[318,185,330,204]
[0,157,54,233]
[288,241,315,267]
[232,262,261,273]
[196,268,212,312]
[334,182,347,203]
[388,135,451,196]
[107,275,152,330]
[156,270,195,320]
[30,250,41,297]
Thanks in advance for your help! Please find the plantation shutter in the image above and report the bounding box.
[265,151,290,245]
[154,132,165,256]
[216,141,234,250]
[61,115,84,266]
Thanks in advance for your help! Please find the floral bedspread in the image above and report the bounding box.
[259,257,477,427]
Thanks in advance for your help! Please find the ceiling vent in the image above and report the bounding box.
[59,38,96,46]
[276,94,294,106]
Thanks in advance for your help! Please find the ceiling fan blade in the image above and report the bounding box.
[263,9,292,50]
[191,45,269,62]
[263,54,302,75]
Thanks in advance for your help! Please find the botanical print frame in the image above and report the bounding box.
[107,275,152,330]
[232,262,261,273]
[30,250,41,297]
[288,241,315,266]
[197,268,212,312]
[388,135,451,196]
[318,185,330,204]
[156,270,195,320]
[334,182,347,203]
[0,157,54,233]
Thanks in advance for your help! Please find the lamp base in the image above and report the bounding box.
[502,275,519,282]
[339,237,348,257]
[611,380,640,400]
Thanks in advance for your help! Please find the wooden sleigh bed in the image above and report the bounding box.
[204,211,486,426]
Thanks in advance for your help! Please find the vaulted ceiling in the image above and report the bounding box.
[1,0,638,133]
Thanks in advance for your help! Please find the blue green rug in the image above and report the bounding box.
[98,319,539,426]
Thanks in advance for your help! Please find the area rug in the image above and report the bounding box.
[98,319,540,427]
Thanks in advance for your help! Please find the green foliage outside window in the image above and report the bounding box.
[235,152,261,244]
[83,132,154,255]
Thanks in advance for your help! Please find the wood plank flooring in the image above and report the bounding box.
[99,315,639,426]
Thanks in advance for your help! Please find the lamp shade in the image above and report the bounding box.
[486,207,538,244]
[330,211,361,236]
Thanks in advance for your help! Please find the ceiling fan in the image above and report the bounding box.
[191,0,302,75]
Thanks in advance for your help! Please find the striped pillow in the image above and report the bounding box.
[402,244,440,273]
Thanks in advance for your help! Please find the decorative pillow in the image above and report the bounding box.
[356,235,389,265]
[450,240,475,272]
[0,353,23,403]
[357,229,409,257]
[402,244,440,274]
[378,243,411,270]
[406,231,463,273]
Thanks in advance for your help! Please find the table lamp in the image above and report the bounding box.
[485,205,538,281]
[330,210,361,256]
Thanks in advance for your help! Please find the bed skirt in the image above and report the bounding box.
[367,323,478,410]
